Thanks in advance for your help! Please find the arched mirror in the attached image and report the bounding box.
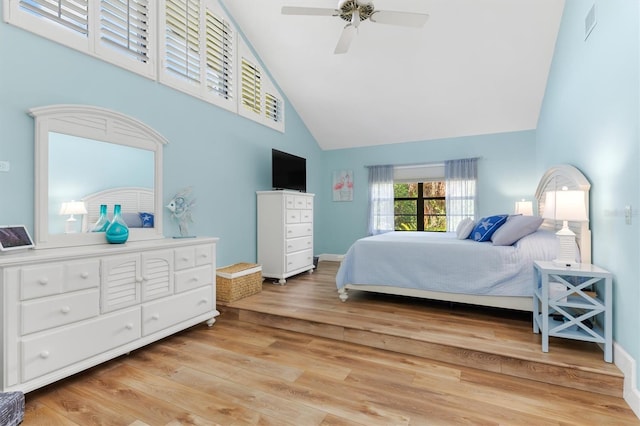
[30,105,167,249]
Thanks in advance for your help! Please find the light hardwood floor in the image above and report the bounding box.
[23,261,639,425]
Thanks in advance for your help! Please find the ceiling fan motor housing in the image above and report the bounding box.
[337,0,374,22]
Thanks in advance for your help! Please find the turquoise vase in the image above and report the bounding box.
[91,204,110,232]
[105,204,129,244]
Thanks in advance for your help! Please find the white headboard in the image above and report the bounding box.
[534,164,591,264]
[81,187,154,232]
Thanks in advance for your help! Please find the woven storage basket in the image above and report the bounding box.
[216,263,262,303]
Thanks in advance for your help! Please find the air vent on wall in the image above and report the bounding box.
[585,3,596,40]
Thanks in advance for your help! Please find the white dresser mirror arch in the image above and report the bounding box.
[30,104,168,249]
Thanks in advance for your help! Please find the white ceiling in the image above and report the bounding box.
[221,0,565,150]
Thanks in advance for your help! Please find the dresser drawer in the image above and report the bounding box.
[175,265,213,293]
[21,307,141,382]
[174,247,196,271]
[20,264,64,300]
[64,260,100,292]
[142,286,214,336]
[294,196,307,209]
[286,250,314,273]
[285,195,296,209]
[286,236,313,254]
[300,209,313,223]
[195,244,214,267]
[286,223,313,239]
[22,290,99,335]
[285,209,301,223]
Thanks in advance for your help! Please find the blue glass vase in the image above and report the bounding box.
[91,204,110,232]
[105,204,129,244]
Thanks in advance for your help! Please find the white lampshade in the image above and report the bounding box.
[543,188,587,221]
[59,200,88,216]
[514,199,533,216]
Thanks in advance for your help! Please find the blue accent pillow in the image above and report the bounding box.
[139,212,154,228]
[469,214,508,242]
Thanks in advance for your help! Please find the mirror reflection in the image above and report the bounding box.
[48,132,154,234]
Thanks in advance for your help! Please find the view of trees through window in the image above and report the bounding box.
[394,182,446,231]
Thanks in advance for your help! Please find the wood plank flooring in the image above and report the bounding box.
[22,261,639,425]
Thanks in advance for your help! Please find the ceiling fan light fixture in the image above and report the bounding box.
[337,0,374,22]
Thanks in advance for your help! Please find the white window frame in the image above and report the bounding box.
[3,0,156,79]
[238,37,285,133]
[158,0,236,113]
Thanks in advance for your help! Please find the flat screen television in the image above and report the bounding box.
[272,149,306,192]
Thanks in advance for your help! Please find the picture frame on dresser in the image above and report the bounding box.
[0,226,35,251]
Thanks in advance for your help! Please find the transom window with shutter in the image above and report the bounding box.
[205,9,233,100]
[165,0,201,83]
[99,0,150,64]
[241,58,261,114]
[19,0,89,35]
[265,92,282,123]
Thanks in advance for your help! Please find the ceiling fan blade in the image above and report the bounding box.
[334,24,356,54]
[369,10,429,27]
[281,6,338,16]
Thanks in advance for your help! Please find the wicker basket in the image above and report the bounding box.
[216,263,263,303]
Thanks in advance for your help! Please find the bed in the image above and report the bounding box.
[336,164,591,311]
[80,186,155,232]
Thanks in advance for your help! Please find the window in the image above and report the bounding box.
[5,0,155,77]
[5,0,283,129]
[238,39,285,132]
[160,0,235,112]
[394,182,446,231]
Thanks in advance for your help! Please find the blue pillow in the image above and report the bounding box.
[139,212,154,228]
[469,214,508,242]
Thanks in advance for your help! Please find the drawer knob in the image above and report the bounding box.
[81,272,89,279]
[200,298,208,304]
[152,314,160,320]
[136,276,143,283]
[40,350,50,359]
[60,306,71,314]
[181,256,189,261]
[38,278,48,285]
[125,323,134,330]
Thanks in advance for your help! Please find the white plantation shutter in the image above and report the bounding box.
[99,0,150,63]
[265,92,282,123]
[205,10,233,100]
[241,58,261,114]
[165,0,200,83]
[19,0,89,35]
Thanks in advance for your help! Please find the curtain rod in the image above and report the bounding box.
[364,157,481,168]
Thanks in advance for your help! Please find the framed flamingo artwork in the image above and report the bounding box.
[332,170,353,201]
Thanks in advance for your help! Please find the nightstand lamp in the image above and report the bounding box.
[59,200,87,234]
[514,199,533,216]
[543,187,587,267]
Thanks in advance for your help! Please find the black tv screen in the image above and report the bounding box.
[272,149,306,192]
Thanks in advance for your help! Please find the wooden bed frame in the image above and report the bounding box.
[338,164,591,311]
[80,187,154,232]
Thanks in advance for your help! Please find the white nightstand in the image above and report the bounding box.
[533,260,612,362]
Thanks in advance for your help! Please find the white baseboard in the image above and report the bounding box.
[615,342,640,418]
[318,253,345,262]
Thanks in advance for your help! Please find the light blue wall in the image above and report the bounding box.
[317,131,538,254]
[0,17,323,267]
[536,0,640,386]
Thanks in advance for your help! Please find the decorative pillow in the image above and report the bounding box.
[139,212,154,228]
[120,212,143,228]
[491,215,543,246]
[456,218,475,240]
[469,214,508,242]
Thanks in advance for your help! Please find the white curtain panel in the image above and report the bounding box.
[445,158,478,232]
[367,165,395,235]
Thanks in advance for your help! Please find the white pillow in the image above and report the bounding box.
[491,215,543,246]
[456,218,475,240]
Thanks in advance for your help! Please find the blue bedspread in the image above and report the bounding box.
[336,230,558,297]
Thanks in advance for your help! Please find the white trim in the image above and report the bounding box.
[318,253,345,262]
[615,342,640,419]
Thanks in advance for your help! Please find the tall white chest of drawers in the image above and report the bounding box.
[257,191,314,284]
[0,237,218,393]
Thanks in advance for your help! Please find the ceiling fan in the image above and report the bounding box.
[281,0,429,54]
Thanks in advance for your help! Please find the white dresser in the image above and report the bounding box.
[0,237,218,393]
[257,191,314,284]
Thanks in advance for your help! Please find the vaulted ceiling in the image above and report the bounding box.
[221,0,565,150]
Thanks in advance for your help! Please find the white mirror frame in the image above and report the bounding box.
[30,104,168,249]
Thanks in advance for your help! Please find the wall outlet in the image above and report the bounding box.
[0,161,10,172]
